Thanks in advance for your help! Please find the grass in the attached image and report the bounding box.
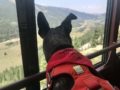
[0,39,22,72]
[0,35,43,72]
[0,37,46,87]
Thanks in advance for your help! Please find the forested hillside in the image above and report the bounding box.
[0,0,105,89]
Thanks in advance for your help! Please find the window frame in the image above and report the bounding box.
[96,0,120,68]
[15,0,40,90]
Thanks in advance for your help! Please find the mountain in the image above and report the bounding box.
[35,4,98,27]
[0,0,16,19]
[0,0,104,42]
[0,0,18,42]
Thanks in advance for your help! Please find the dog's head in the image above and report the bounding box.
[37,12,77,62]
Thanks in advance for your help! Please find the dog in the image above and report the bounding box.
[37,12,114,90]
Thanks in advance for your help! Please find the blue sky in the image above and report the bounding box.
[35,0,107,14]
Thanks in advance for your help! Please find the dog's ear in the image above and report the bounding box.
[37,12,50,38]
[61,13,77,35]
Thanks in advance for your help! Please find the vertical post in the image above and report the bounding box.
[107,0,120,66]
[102,0,120,64]
[103,0,114,49]
[15,0,40,90]
[109,0,120,44]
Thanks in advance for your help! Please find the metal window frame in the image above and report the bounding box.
[96,0,120,68]
[15,0,40,90]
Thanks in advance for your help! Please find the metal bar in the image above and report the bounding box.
[0,42,120,90]
[0,72,45,90]
[87,42,120,59]
[15,0,40,90]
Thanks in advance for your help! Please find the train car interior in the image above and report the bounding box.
[0,0,120,90]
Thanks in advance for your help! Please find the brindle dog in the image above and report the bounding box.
[37,12,101,90]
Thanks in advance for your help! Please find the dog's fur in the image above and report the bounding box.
[37,12,102,90]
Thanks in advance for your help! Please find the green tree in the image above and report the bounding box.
[91,25,104,47]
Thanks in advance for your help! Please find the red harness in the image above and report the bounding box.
[46,48,114,90]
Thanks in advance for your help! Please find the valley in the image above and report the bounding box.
[0,0,105,88]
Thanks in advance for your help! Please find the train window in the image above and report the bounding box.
[35,0,107,89]
[0,0,24,87]
[35,0,108,68]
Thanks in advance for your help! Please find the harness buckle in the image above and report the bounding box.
[73,65,84,74]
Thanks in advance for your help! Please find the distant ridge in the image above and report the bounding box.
[35,4,98,27]
[0,0,104,42]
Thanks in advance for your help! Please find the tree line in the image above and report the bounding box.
[73,25,104,49]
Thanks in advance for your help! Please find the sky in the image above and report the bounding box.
[35,0,107,14]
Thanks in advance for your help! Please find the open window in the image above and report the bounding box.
[0,0,24,87]
[0,0,120,90]
[35,0,108,89]
[35,0,108,71]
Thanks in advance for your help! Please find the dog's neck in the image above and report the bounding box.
[46,45,73,62]
[53,45,73,54]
